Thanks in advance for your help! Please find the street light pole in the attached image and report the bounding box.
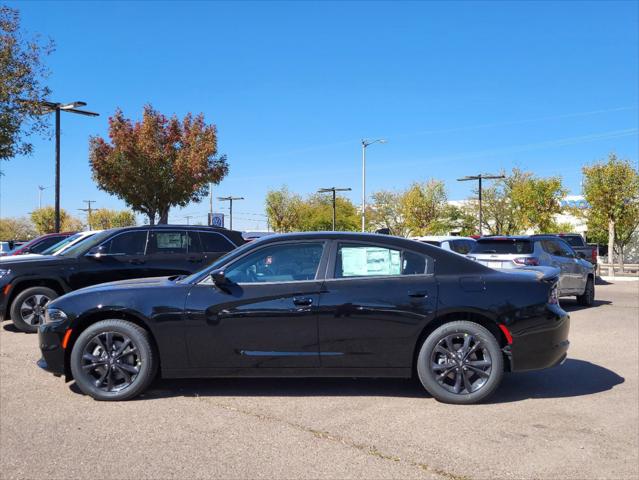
[37,185,50,209]
[361,139,387,232]
[19,100,99,232]
[217,196,244,230]
[457,173,505,236]
[318,187,352,231]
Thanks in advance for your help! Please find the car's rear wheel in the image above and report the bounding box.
[10,286,58,333]
[70,319,157,401]
[416,321,504,404]
[577,277,595,306]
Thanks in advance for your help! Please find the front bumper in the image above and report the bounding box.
[508,304,570,372]
[38,322,68,377]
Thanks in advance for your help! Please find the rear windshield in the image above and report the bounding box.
[558,235,584,247]
[422,240,441,247]
[472,239,533,254]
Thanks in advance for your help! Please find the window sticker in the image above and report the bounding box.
[157,233,186,249]
[341,247,401,276]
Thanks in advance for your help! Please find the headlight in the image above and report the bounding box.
[0,269,11,279]
[44,308,68,324]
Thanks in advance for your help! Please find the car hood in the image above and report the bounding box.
[0,255,72,267]
[73,276,177,294]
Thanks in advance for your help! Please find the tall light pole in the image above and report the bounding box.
[318,187,352,231]
[457,173,505,236]
[217,196,244,230]
[37,185,51,209]
[21,100,99,232]
[361,138,387,232]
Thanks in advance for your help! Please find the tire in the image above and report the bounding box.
[70,319,157,401]
[10,286,58,333]
[416,321,504,405]
[577,277,595,306]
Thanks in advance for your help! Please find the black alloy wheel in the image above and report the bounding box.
[70,320,157,401]
[417,321,504,404]
[10,286,58,333]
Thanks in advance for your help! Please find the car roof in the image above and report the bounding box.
[412,235,475,242]
[478,234,561,241]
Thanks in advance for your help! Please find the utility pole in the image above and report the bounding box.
[78,200,96,230]
[318,187,352,231]
[457,173,505,236]
[361,138,387,232]
[185,215,192,225]
[217,196,244,230]
[19,100,99,232]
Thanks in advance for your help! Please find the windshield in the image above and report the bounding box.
[42,233,82,255]
[57,230,116,257]
[472,239,533,254]
[179,240,257,284]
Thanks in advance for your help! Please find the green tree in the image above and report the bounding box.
[0,6,54,160]
[298,193,359,232]
[30,206,84,234]
[265,186,303,233]
[510,171,567,232]
[582,154,639,267]
[0,216,36,240]
[88,209,137,230]
[89,105,228,225]
[368,190,410,236]
[400,180,449,236]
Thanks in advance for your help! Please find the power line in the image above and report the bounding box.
[78,200,96,230]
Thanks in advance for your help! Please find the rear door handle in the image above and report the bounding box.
[293,297,313,306]
[408,290,428,298]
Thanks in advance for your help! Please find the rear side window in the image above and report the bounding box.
[335,244,429,278]
[148,231,192,254]
[100,231,148,255]
[472,239,533,254]
[197,232,235,252]
[559,235,584,247]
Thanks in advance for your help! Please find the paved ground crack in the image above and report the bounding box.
[202,399,470,480]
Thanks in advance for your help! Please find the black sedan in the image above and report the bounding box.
[38,232,570,404]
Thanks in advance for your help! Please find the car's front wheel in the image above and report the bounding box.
[10,286,58,333]
[416,321,504,404]
[70,319,157,401]
[576,277,595,306]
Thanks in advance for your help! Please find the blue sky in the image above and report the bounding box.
[1,1,638,231]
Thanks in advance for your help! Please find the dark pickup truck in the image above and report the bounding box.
[553,233,598,265]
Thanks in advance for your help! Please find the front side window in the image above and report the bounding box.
[335,244,428,278]
[100,231,148,256]
[225,242,324,284]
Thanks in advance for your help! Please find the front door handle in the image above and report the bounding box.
[293,297,313,306]
[408,290,428,298]
[128,258,145,265]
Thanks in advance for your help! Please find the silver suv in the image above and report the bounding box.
[468,235,596,306]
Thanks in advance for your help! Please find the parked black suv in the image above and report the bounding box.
[0,225,244,332]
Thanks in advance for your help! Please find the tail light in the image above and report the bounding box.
[591,248,597,264]
[548,283,559,305]
[513,257,540,266]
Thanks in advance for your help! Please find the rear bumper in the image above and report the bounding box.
[38,322,68,377]
[507,304,570,372]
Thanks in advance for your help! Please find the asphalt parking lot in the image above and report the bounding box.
[1,281,637,480]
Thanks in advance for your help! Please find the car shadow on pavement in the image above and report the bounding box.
[68,358,622,403]
[561,299,612,312]
[488,359,624,403]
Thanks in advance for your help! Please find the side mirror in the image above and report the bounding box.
[86,245,106,258]
[210,269,232,292]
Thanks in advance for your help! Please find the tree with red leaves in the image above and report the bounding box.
[89,105,228,225]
